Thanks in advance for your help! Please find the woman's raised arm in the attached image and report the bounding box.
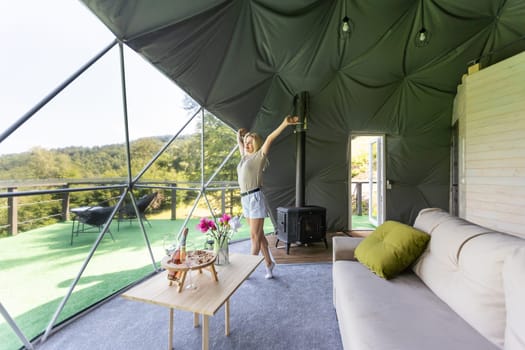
[260,115,300,156]
[237,128,248,156]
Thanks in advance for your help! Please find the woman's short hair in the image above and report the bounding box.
[244,132,263,151]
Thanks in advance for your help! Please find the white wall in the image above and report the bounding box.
[455,51,525,238]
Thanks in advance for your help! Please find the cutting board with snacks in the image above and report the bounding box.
[161,250,218,292]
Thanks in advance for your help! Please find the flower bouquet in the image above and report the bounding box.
[197,214,241,265]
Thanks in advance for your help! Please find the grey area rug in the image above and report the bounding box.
[37,239,343,350]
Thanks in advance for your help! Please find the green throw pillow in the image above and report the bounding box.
[355,220,430,279]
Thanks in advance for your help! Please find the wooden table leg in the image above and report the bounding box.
[177,271,187,292]
[194,312,200,328]
[225,299,230,336]
[202,315,209,350]
[168,308,174,350]
[209,264,219,281]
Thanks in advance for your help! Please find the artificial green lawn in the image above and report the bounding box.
[0,217,272,350]
[1,215,373,349]
[352,215,377,230]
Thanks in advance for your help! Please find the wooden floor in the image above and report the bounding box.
[268,230,371,264]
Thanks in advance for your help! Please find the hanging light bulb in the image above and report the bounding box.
[415,27,431,47]
[418,28,427,42]
[415,0,431,47]
[342,16,351,33]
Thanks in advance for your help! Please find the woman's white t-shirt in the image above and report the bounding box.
[237,149,268,193]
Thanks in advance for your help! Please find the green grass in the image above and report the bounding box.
[0,217,272,350]
[351,215,376,230]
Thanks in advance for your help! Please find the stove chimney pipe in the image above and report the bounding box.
[294,91,309,207]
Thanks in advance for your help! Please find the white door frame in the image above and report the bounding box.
[348,133,386,230]
[367,136,385,226]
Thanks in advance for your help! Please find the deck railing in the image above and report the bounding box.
[2,179,373,236]
[0,179,239,236]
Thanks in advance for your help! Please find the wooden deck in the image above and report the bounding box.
[268,230,372,264]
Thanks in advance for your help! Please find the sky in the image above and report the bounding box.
[0,0,197,156]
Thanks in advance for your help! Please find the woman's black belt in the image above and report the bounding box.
[240,188,261,197]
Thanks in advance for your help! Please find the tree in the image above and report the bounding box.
[0,112,242,234]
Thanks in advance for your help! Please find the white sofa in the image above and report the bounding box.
[332,208,525,350]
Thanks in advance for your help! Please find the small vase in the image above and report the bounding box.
[214,238,229,265]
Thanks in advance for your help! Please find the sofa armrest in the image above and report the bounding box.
[333,236,363,262]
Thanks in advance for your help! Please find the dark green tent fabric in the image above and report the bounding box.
[81,0,525,229]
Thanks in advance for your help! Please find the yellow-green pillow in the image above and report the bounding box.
[355,220,430,279]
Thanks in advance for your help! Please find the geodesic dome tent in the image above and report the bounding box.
[80,0,525,229]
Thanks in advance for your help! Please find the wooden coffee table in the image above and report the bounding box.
[122,253,263,350]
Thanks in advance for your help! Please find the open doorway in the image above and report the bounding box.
[348,135,385,231]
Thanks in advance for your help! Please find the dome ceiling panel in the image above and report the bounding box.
[80,0,525,227]
[81,0,525,131]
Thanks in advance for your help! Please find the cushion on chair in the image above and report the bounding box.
[355,221,430,279]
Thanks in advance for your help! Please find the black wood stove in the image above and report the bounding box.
[275,91,327,254]
[276,205,327,254]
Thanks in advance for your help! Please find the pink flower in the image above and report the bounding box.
[197,218,216,233]
[219,214,231,225]
[196,219,208,233]
[197,214,239,242]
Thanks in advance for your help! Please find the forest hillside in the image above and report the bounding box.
[0,116,239,235]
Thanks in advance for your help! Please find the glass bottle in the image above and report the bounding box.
[171,227,188,264]
[168,227,188,280]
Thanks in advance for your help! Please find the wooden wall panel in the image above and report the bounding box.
[457,52,525,238]
[452,75,466,217]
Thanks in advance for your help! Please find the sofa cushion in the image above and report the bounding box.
[332,236,363,262]
[333,260,499,350]
[414,213,494,267]
[413,207,456,234]
[412,209,525,348]
[355,221,430,279]
[503,247,525,350]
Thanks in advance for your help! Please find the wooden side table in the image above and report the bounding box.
[122,253,263,350]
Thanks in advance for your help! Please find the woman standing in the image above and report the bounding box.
[237,115,300,278]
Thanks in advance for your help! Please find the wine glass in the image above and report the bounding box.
[184,241,198,290]
[163,234,177,257]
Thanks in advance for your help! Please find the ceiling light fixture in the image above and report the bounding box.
[342,16,351,33]
[417,27,430,43]
[415,1,431,47]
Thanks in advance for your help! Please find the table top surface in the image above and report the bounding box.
[121,253,263,316]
